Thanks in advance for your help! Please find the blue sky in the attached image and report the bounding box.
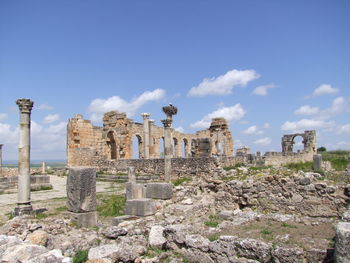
[0,0,349,161]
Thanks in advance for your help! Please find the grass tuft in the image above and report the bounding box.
[72,250,89,263]
[97,194,125,217]
[172,177,192,186]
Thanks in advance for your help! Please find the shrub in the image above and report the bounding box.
[72,250,88,263]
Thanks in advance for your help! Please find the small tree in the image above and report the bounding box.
[317,146,327,152]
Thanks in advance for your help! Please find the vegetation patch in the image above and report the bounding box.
[97,194,125,217]
[172,177,192,186]
[285,161,313,172]
[223,163,245,171]
[321,150,350,171]
[72,250,89,263]
[31,185,53,191]
[204,214,221,228]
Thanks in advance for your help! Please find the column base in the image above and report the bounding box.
[14,203,33,216]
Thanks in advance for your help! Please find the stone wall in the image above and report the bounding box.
[67,112,234,166]
[263,151,314,166]
[0,175,51,193]
[1,167,42,177]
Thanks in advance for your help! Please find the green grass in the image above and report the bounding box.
[260,228,272,235]
[208,233,220,241]
[223,163,245,171]
[204,214,220,228]
[321,150,350,171]
[72,250,89,263]
[31,185,53,191]
[281,222,297,228]
[97,194,125,217]
[285,161,313,172]
[172,177,192,186]
[55,206,67,212]
[249,165,272,171]
[144,247,166,258]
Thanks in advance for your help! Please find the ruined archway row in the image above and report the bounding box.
[67,112,234,165]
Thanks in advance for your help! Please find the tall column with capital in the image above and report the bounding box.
[148,119,155,158]
[161,104,177,182]
[0,144,3,176]
[141,113,150,159]
[15,98,34,215]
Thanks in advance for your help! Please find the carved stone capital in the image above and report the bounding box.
[161,119,172,128]
[141,112,151,120]
[16,99,34,114]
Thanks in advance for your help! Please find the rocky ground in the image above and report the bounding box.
[0,167,349,263]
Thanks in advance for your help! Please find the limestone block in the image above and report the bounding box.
[67,167,96,213]
[70,211,97,228]
[145,182,173,200]
[335,222,350,263]
[313,154,322,171]
[111,215,139,226]
[125,182,145,200]
[125,198,156,216]
[149,225,166,249]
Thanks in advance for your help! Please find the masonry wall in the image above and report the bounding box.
[263,151,314,166]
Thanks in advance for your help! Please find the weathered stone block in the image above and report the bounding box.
[335,222,350,263]
[125,182,145,200]
[70,211,97,228]
[125,198,156,216]
[313,154,322,171]
[67,167,96,213]
[112,215,139,226]
[145,183,173,200]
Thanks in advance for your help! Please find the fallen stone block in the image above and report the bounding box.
[125,198,156,216]
[125,182,145,200]
[145,182,173,200]
[335,222,350,263]
[112,215,139,226]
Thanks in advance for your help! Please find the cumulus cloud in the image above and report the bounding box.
[337,124,350,134]
[281,118,334,132]
[190,104,246,129]
[242,125,263,135]
[0,120,67,160]
[254,137,272,146]
[252,84,275,96]
[44,114,60,124]
[0,113,8,121]
[88,89,166,122]
[311,84,339,97]
[188,69,259,96]
[263,123,271,129]
[294,105,320,115]
[175,126,184,133]
[38,103,53,110]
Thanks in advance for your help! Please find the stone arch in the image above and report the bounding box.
[182,138,189,157]
[292,135,305,153]
[106,131,117,159]
[281,130,316,154]
[132,134,143,159]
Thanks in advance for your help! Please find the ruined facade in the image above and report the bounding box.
[67,111,234,166]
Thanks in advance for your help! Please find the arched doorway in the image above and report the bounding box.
[132,135,143,159]
[182,138,188,157]
[107,131,117,159]
[293,135,304,153]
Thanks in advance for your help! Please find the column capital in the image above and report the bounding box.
[16,98,34,114]
[161,119,172,128]
[141,112,150,120]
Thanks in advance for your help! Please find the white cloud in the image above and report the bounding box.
[188,69,259,96]
[44,114,60,124]
[263,123,271,129]
[0,113,8,121]
[252,84,275,96]
[317,96,347,120]
[281,118,334,132]
[242,125,263,135]
[175,126,184,133]
[312,84,339,97]
[254,137,272,146]
[88,89,166,122]
[294,105,320,115]
[335,141,350,149]
[190,104,246,129]
[338,124,350,134]
[38,103,53,110]
[0,120,67,160]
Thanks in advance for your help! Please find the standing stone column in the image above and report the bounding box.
[162,119,172,182]
[0,144,3,176]
[41,162,46,174]
[149,119,155,158]
[161,104,177,183]
[141,113,150,159]
[313,154,322,171]
[15,98,34,215]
